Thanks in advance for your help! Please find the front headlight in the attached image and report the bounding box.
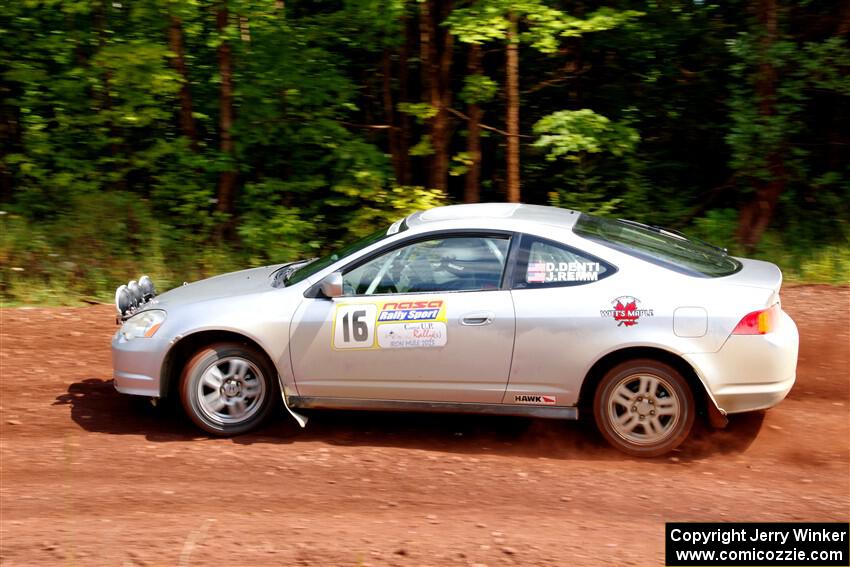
[120,310,166,340]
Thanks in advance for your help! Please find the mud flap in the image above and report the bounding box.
[706,400,728,429]
[278,376,308,428]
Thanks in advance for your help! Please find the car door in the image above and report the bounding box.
[289,232,516,403]
[505,234,618,406]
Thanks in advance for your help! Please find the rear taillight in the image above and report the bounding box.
[733,303,780,335]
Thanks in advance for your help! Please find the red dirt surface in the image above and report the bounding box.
[1,286,848,566]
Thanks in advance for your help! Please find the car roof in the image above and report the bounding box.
[406,203,581,231]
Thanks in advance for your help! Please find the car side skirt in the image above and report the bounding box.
[287,397,579,420]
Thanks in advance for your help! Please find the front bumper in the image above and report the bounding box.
[684,309,799,414]
[111,330,169,397]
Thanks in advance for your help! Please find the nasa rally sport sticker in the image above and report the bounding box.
[514,394,557,405]
[600,296,654,327]
[332,298,448,350]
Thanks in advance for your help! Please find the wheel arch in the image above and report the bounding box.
[160,329,276,400]
[578,346,726,427]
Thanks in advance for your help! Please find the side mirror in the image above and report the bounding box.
[319,271,343,298]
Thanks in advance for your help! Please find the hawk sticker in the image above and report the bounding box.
[600,296,654,327]
[514,394,557,405]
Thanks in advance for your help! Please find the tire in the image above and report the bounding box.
[593,359,695,457]
[179,342,278,435]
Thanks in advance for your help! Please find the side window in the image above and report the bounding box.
[515,236,613,288]
[342,236,510,296]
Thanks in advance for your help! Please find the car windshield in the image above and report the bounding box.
[283,223,404,286]
[573,214,741,277]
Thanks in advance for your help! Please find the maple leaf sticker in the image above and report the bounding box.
[600,296,652,327]
[614,298,640,326]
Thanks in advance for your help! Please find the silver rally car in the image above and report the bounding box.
[111,204,799,456]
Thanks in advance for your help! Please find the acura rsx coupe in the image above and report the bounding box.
[111,203,799,456]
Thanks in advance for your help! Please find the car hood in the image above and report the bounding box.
[150,264,285,309]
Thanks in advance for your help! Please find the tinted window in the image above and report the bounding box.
[515,236,612,288]
[343,236,509,296]
[573,214,741,278]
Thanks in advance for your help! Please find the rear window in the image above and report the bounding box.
[573,214,741,278]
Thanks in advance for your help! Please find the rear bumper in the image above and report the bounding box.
[111,331,167,397]
[709,375,795,414]
[684,310,799,414]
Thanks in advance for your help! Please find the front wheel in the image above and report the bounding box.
[593,359,695,457]
[180,343,278,435]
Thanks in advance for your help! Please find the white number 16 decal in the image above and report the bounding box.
[333,304,377,349]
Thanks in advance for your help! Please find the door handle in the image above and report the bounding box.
[461,311,494,326]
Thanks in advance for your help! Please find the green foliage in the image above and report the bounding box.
[460,74,498,105]
[1,184,274,305]
[533,109,639,160]
[688,208,850,283]
[92,41,182,128]
[409,135,435,157]
[448,0,640,54]
[237,180,319,265]
[344,186,448,239]
[397,102,438,122]
[724,24,850,249]
[548,190,622,217]
[445,0,514,45]
[556,8,644,38]
[533,110,643,217]
[1,0,848,305]
[450,152,474,177]
[523,7,642,53]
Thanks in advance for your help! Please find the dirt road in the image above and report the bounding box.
[1,286,848,566]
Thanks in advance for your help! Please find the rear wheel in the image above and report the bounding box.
[593,359,694,457]
[179,342,278,435]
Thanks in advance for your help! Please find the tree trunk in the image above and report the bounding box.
[168,14,198,151]
[421,0,452,193]
[0,74,21,203]
[505,12,520,203]
[397,14,413,185]
[216,3,237,230]
[95,1,121,162]
[464,43,483,203]
[736,0,781,250]
[837,1,850,36]
[419,0,431,94]
[382,48,403,183]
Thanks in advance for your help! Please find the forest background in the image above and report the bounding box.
[1,0,848,304]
